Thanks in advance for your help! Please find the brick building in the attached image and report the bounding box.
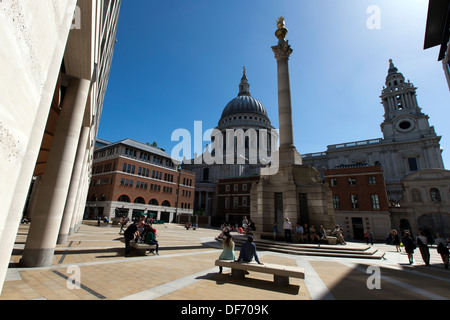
[215,176,260,226]
[87,138,195,223]
[324,163,391,241]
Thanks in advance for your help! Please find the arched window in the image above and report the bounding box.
[149,199,159,206]
[430,188,441,202]
[162,200,171,207]
[134,197,145,204]
[118,195,131,203]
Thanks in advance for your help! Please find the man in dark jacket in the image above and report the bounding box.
[124,222,138,256]
[236,235,263,265]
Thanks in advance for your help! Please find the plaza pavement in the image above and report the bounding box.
[2,221,450,301]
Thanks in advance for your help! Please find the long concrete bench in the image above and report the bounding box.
[120,238,157,256]
[215,260,305,286]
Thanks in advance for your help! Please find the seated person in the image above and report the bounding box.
[123,222,139,256]
[145,227,159,255]
[236,235,263,265]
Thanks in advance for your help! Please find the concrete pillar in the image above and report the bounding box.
[26,176,42,221]
[69,151,89,236]
[57,125,90,244]
[20,77,91,267]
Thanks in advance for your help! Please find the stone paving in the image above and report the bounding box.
[2,221,450,302]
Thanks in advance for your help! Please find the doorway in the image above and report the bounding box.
[352,217,364,240]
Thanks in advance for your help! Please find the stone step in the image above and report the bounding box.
[221,234,385,259]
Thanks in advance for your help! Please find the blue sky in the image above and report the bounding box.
[99,0,450,167]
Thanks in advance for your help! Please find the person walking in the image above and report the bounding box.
[402,230,416,265]
[391,229,401,252]
[283,218,293,243]
[416,231,430,266]
[364,228,374,245]
[435,233,449,269]
[296,223,304,243]
[218,232,236,273]
[272,222,277,240]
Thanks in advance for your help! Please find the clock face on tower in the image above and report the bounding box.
[395,117,415,133]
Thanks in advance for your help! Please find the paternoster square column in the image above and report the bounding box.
[271,17,301,168]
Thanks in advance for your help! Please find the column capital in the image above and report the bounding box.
[272,40,293,61]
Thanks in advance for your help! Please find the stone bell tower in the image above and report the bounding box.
[251,18,335,239]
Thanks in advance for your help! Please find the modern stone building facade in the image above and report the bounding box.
[0,0,121,292]
[87,138,195,223]
[424,0,450,90]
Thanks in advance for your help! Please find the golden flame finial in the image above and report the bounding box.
[275,16,288,40]
[277,17,285,29]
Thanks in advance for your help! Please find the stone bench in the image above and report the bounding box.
[215,260,305,286]
[120,238,157,256]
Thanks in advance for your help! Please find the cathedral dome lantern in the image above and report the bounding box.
[386,59,406,88]
[218,68,272,131]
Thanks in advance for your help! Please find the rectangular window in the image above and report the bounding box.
[243,184,247,191]
[225,197,230,209]
[371,194,380,209]
[350,194,359,209]
[127,164,131,173]
[408,158,418,172]
[348,178,357,186]
[234,184,239,191]
[233,197,239,209]
[368,176,376,185]
[226,185,230,192]
[332,195,340,209]
[242,197,248,207]
[330,178,338,186]
[122,163,127,172]
[120,178,125,185]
